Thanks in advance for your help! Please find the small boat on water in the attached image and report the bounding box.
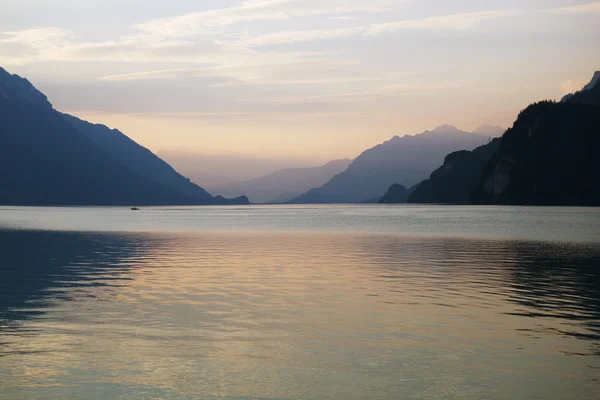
[131,207,140,211]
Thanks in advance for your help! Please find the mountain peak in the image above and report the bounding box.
[431,124,460,133]
[323,158,352,168]
[583,71,600,91]
[561,70,600,103]
[0,66,52,108]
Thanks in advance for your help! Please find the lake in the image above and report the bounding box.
[1,205,599,399]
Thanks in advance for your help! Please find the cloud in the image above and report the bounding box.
[0,0,402,66]
[98,58,412,87]
[550,1,600,14]
[0,3,555,66]
[0,27,209,64]
[0,27,78,65]
[0,0,592,89]
[227,10,520,47]
[230,27,364,47]
[330,16,361,21]
[365,10,520,35]
[99,68,205,82]
[134,0,402,38]
[244,80,471,105]
[68,109,371,123]
[0,27,72,47]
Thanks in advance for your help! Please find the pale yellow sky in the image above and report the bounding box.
[1,0,599,161]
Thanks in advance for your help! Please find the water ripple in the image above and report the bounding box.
[0,221,599,399]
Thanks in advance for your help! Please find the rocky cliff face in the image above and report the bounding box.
[407,139,500,204]
[583,71,600,91]
[407,70,600,206]
[471,98,600,206]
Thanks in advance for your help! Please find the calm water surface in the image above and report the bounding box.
[1,205,599,399]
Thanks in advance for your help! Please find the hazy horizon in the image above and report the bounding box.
[158,149,338,188]
[1,0,599,160]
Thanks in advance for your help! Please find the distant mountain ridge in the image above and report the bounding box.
[0,66,248,206]
[290,125,489,203]
[473,125,506,137]
[212,159,352,203]
[160,151,321,189]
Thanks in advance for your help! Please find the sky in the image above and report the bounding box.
[1,0,599,162]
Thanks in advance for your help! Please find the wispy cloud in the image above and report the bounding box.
[226,10,520,47]
[330,16,361,21]
[244,80,471,105]
[365,10,520,35]
[69,109,372,123]
[0,0,595,93]
[550,1,600,14]
[134,0,403,38]
[229,27,363,47]
[0,28,74,64]
[0,27,206,65]
[0,27,72,46]
[1,2,583,66]
[98,59,413,87]
[0,0,404,66]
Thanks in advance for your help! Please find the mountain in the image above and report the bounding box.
[0,67,248,206]
[471,71,600,206]
[561,71,600,106]
[159,151,319,189]
[473,125,506,137]
[378,184,410,204]
[406,139,500,204]
[583,71,600,91]
[61,114,249,204]
[211,159,352,203]
[289,125,489,204]
[0,68,51,107]
[561,71,600,103]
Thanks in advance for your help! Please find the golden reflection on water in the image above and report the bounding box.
[1,232,599,399]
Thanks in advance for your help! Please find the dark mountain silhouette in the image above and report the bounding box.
[61,114,246,204]
[561,71,600,103]
[583,71,600,91]
[0,67,248,206]
[289,125,488,203]
[405,139,501,204]
[472,71,600,206]
[378,184,410,204]
[212,159,352,203]
[0,68,51,107]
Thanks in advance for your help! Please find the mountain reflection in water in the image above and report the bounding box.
[1,229,599,399]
